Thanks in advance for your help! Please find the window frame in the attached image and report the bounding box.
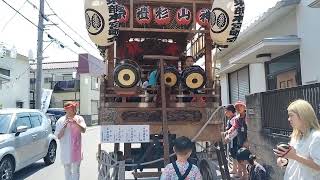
[14,113,32,132]
[91,76,100,90]
[29,112,42,128]
[0,68,10,77]
[265,49,301,90]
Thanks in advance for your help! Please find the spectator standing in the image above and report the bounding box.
[274,100,320,180]
[55,101,86,180]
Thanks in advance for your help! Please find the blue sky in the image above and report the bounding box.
[0,0,280,62]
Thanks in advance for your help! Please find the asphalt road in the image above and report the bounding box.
[13,126,158,180]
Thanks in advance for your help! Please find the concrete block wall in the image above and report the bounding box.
[246,93,290,179]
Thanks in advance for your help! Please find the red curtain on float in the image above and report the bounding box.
[118,41,143,59]
[164,43,181,56]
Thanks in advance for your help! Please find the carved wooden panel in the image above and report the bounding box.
[121,110,202,122]
[99,108,118,125]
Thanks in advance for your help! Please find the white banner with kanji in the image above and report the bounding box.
[101,125,150,143]
[40,89,53,113]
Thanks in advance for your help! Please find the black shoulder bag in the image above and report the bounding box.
[172,161,193,180]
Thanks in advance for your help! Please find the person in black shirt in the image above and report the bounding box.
[234,101,248,148]
[237,148,267,180]
[223,105,240,176]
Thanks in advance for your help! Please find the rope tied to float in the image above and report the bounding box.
[98,106,225,167]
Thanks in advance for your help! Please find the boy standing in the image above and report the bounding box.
[160,136,202,180]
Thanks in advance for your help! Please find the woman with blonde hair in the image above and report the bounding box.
[274,99,320,179]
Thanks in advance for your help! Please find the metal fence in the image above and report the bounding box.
[261,83,320,130]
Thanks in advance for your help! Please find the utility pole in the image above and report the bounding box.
[35,0,45,109]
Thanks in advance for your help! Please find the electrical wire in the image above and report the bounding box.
[1,0,28,32]
[1,0,44,31]
[45,0,98,51]
[26,0,97,54]
[1,0,104,86]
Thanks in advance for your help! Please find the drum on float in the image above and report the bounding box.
[181,65,206,91]
[113,59,141,88]
[163,66,180,87]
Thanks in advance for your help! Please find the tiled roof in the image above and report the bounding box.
[31,61,78,70]
[217,0,301,58]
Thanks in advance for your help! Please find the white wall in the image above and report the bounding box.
[220,74,229,105]
[218,7,299,103]
[0,55,30,108]
[249,63,267,94]
[220,10,298,62]
[79,73,100,116]
[297,0,320,84]
[51,92,79,108]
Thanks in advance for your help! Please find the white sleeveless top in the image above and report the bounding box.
[284,130,320,180]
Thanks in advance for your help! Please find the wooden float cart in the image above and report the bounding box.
[98,0,226,178]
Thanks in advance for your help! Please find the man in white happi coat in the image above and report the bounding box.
[55,101,86,180]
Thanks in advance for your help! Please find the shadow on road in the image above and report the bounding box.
[13,162,48,180]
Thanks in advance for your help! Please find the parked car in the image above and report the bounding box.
[46,113,57,133]
[0,109,57,180]
[46,108,65,120]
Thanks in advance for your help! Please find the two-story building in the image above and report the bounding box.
[216,0,320,178]
[0,47,30,109]
[217,0,320,105]
[30,53,104,125]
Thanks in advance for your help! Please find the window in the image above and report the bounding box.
[30,78,36,84]
[91,77,99,90]
[0,68,10,77]
[30,78,36,91]
[62,74,72,81]
[266,50,301,90]
[15,115,32,129]
[91,100,99,115]
[30,114,42,127]
[16,101,24,108]
[0,114,12,134]
[228,66,250,104]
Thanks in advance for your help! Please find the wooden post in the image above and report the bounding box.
[205,34,213,90]
[193,2,196,31]
[130,0,133,28]
[114,143,120,153]
[124,143,131,159]
[107,46,114,87]
[160,58,170,165]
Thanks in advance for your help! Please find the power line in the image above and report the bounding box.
[1,0,103,84]
[25,0,95,54]
[3,0,86,57]
[26,0,37,9]
[44,0,98,51]
[1,0,99,60]
[1,0,28,32]
[1,0,55,44]
[64,45,105,70]
[1,0,44,31]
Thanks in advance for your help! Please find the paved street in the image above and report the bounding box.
[13,126,158,180]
